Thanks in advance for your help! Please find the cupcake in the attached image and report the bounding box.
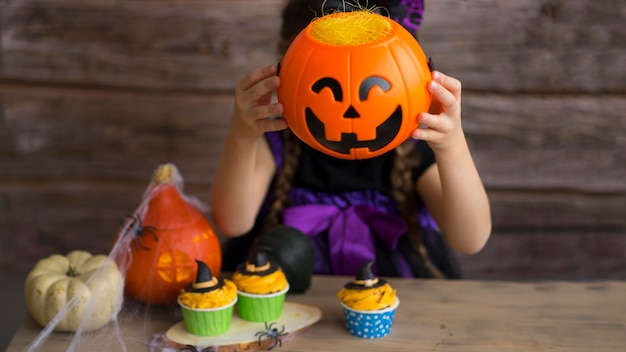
[178,260,237,336]
[232,246,289,322]
[337,261,399,339]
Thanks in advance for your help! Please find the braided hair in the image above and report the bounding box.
[261,130,302,233]
[390,140,445,278]
[263,0,444,278]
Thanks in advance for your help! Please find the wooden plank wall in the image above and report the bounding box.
[1,0,625,280]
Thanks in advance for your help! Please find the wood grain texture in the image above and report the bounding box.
[2,0,624,92]
[419,0,626,93]
[457,231,626,280]
[1,0,283,91]
[162,302,322,351]
[7,276,626,351]
[2,182,625,278]
[3,87,625,190]
[1,84,232,183]
[465,94,626,192]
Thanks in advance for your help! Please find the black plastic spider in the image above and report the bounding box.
[124,214,158,250]
[178,345,215,352]
[255,322,287,350]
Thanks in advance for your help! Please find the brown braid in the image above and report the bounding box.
[391,140,445,278]
[261,0,314,234]
[261,130,302,234]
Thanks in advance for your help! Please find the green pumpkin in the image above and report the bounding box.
[255,225,314,294]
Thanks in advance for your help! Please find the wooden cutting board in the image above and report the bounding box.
[156,302,322,351]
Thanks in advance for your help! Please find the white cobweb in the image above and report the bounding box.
[24,164,210,352]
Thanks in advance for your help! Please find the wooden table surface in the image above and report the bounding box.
[8,276,626,351]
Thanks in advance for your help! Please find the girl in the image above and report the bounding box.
[211,0,491,279]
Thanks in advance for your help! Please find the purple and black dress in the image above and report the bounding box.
[221,131,460,279]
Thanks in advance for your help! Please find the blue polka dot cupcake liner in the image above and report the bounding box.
[341,298,400,339]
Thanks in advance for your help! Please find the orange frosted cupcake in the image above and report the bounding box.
[337,261,399,339]
[232,246,289,322]
[178,260,237,336]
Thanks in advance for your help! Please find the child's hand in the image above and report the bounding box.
[411,71,464,153]
[231,65,287,140]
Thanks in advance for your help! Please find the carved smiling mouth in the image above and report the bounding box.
[305,106,403,155]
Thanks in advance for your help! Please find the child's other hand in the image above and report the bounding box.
[411,71,464,153]
[232,65,287,140]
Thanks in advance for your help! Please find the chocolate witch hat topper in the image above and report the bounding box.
[237,245,279,276]
[344,260,387,290]
[185,260,224,293]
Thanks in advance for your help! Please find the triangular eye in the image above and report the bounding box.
[312,77,343,102]
[359,76,391,101]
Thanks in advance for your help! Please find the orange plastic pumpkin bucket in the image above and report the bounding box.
[278,11,433,160]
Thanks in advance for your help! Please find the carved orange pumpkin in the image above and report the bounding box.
[118,164,222,305]
[278,11,433,160]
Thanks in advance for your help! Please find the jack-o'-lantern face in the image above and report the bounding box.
[117,183,222,305]
[305,75,402,156]
[278,11,433,160]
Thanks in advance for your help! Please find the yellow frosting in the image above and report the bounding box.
[178,279,237,309]
[337,283,397,311]
[232,269,288,294]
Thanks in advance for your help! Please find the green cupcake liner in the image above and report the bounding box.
[236,285,289,322]
[178,297,237,336]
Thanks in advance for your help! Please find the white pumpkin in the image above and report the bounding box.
[24,250,124,332]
